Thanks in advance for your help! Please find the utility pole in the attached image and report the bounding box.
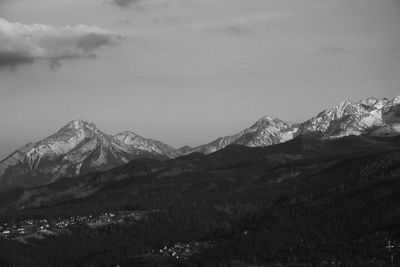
[386,240,394,267]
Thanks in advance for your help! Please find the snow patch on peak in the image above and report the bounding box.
[114,131,138,140]
[360,97,378,106]
[117,131,138,136]
[113,131,177,158]
[67,119,86,128]
[257,115,275,122]
[65,119,97,132]
[360,97,387,110]
[280,127,299,142]
[326,100,355,119]
[252,115,292,129]
[114,131,143,146]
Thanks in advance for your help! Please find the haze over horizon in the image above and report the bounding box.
[1,0,400,159]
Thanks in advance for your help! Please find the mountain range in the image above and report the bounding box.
[0,95,399,188]
[190,95,400,153]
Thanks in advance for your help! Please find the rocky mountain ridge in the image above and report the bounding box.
[187,96,400,154]
[0,120,177,188]
[0,95,399,188]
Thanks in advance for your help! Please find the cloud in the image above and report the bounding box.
[110,0,173,10]
[0,17,122,69]
[112,0,142,8]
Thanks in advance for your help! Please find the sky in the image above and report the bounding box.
[0,0,400,158]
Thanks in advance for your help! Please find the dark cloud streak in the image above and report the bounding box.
[112,0,141,8]
[0,53,34,71]
[222,26,252,36]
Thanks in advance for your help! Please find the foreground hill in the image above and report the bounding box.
[0,135,400,266]
[1,135,399,213]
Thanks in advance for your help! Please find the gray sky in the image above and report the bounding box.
[0,0,400,158]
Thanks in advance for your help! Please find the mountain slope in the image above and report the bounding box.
[183,96,400,155]
[190,116,298,154]
[0,120,177,188]
[113,131,178,159]
[297,96,400,138]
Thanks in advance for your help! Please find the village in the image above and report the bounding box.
[0,210,146,240]
[150,241,213,260]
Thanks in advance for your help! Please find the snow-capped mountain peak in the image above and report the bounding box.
[66,119,89,129]
[184,96,400,156]
[297,95,400,138]
[62,119,99,134]
[252,115,285,126]
[0,121,178,188]
[23,119,105,170]
[324,99,355,120]
[188,115,299,154]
